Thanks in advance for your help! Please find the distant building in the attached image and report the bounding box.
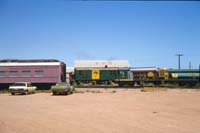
[74,60,129,68]
[66,67,74,83]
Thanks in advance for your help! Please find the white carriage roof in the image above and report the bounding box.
[74,60,129,68]
[130,67,158,71]
[0,59,62,66]
[0,59,60,63]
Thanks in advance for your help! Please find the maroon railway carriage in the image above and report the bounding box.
[0,59,66,89]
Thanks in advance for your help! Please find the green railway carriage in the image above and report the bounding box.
[74,67,130,85]
[74,68,92,81]
[166,69,200,79]
[159,69,200,87]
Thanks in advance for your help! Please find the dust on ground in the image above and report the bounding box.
[0,88,200,133]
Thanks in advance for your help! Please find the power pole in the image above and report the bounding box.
[176,54,183,70]
[199,64,200,83]
[189,61,191,69]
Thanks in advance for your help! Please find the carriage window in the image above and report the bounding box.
[120,71,125,77]
[22,71,31,76]
[10,71,18,77]
[35,70,44,76]
[0,71,5,76]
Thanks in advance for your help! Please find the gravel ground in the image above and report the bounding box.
[0,88,200,133]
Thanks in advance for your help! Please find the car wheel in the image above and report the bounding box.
[53,92,57,95]
[67,91,72,95]
[24,91,28,95]
[32,91,35,94]
[70,88,74,94]
[11,92,15,95]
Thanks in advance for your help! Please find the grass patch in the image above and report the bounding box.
[36,90,51,93]
[111,90,117,93]
[86,90,90,92]
[85,90,103,93]
[141,88,168,92]
[73,90,85,93]
[91,90,103,93]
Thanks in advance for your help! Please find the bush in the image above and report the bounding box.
[73,90,84,93]
[111,90,117,93]
[140,88,168,92]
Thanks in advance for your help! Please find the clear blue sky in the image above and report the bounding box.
[0,0,200,68]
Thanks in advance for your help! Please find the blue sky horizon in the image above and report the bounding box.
[0,1,199,68]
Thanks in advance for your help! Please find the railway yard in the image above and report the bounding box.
[1,1,199,133]
[1,60,200,133]
[0,88,200,133]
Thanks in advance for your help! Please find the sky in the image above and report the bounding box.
[0,0,200,69]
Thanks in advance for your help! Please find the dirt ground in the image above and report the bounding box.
[0,88,200,133]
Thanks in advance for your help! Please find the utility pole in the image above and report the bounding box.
[176,54,183,70]
[189,61,191,69]
[199,64,200,83]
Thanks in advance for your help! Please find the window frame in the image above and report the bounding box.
[9,71,18,77]
[22,70,31,77]
[35,70,44,77]
[0,71,6,77]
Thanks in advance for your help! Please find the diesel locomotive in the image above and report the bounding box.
[74,67,130,86]
[73,67,200,87]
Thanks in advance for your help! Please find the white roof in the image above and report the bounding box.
[74,60,129,67]
[0,62,61,66]
[130,67,158,71]
[66,67,74,73]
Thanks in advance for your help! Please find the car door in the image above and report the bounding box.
[28,83,33,92]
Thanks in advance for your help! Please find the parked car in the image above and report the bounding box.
[9,82,37,95]
[51,82,74,95]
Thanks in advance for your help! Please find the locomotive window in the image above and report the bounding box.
[0,71,5,76]
[110,71,113,75]
[10,71,18,77]
[110,71,115,76]
[35,70,44,76]
[79,71,83,75]
[120,71,125,77]
[22,71,31,77]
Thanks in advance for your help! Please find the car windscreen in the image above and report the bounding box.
[12,83,26,86]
